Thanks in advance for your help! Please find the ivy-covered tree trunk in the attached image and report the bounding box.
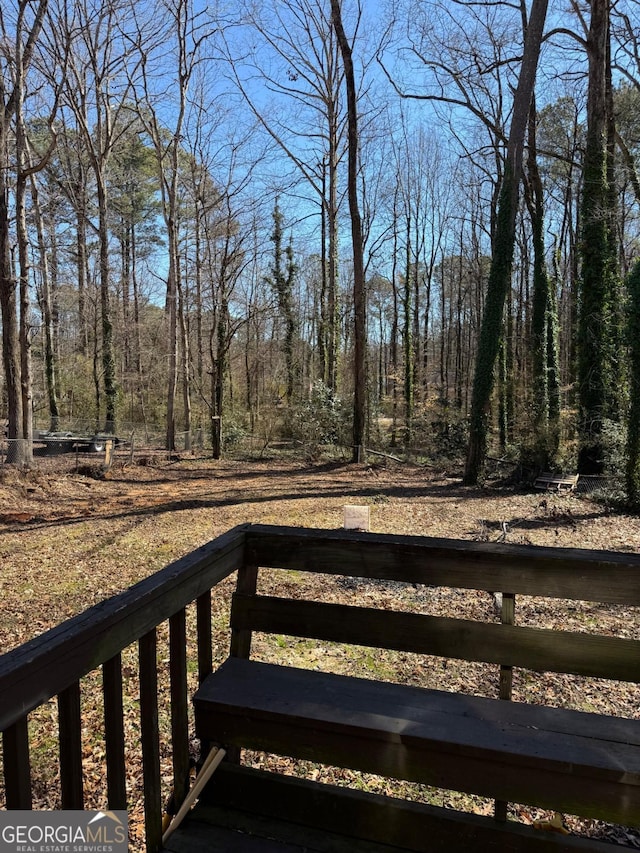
[464,174,517,483]
[527,96,560,468]
[604,33,624,415]
[625,261,640,506]
[463,0,548,485]
[267,199,298,404]
[577,0,618,474]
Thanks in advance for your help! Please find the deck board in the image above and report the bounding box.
[162,764,621,852]
[163,816,312,852]
[163,803,417,852]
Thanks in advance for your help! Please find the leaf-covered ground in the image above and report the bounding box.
[0,453,639,848]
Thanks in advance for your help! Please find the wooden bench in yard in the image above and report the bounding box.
[534,472,580,492]
[172,526,640,852]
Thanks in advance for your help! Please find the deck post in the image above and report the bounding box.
[495,591,515,822]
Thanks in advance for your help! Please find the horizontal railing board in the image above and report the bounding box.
[0,524,247,732]
[246,525,640,604]
[232,594,640,683]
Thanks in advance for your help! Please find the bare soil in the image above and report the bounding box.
[1,452,639,848]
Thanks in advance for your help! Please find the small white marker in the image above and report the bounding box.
[343,505,370,531]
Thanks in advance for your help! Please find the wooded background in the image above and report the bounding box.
[1,0,639,494]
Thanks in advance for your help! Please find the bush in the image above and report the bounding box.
[600,418,627,480]
[286,382,349,459]
[222,415,248,451]
[410,402,469,462]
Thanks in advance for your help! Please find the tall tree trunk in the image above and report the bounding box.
[0,124,24,461]
[526,95,560,467]
[166,224,179,451]
[15,62,34,465]
[403,215,414,443]
[76,181,89,356]
[330,0,366,462]
[464,0,549,484]
[390,188,400,447]
[96,174,117,434]
[194,204,204,388]
[327,118,339,393]
[30,174,60,431]
[212,296,229,460]
[178,275,191,451]
[319,162,328,384]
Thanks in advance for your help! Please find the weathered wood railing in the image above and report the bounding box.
[0,524,247,851]
[2,523,640,852]
[195,525,640,851]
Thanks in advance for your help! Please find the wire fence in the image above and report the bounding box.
[0,422,217,466]
[0,430,200,468]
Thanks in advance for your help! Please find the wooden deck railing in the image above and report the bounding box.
[1,523,640,852]
[0,524,247,852]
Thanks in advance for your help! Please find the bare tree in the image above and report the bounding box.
[0,0,50,464]
[225,0,347,391]
[330,0,367,461]
[47,0,142,434]
[131,0,213,451]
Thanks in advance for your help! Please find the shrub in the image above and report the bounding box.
[222,415,248,451]
[410,402,469,462]
[286,382,349,459]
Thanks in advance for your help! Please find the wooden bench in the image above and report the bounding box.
[191,526,640,852]
[534,472,579,492]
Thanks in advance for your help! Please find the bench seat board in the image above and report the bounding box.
[194,658,640,827]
